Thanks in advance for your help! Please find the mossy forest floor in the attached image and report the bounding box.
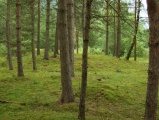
[0,53,156,120]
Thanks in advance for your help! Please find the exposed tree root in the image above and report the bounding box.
[0,100,26,105]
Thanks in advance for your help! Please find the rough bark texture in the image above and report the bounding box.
[105,0,109,55]
[144,0,159,120]
[67,0,75,77]
[44,0,50,60]
[30,0,37,70]
[116,0,121,58]
[16,0,24,77]
[78,0,93,119]
[58,0,74,103]
[37,0,41,55]
[6,0,13,70]
[126,0,141,60]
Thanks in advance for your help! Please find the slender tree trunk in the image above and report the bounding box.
[37,0,41,55]
[54,1,59,58]
[44,0,50,60]
[82,0,86,37]
[144,0,159,119]
[134,0,137,61]
[53,9,59,58]
[16,0,24,77]
[78,0,93,119]
[30,0,37,70]
[116,0,121,58]
[105,0,109,55]
[6,0,13,70]
[67,0,75,77]
[126,0,141,60]
[76,27,79,54]
[113,0,116,56]
[58,0,74,103]
[74,1,79,54]
[53,20,59,58]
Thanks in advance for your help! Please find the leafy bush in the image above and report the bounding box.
[89,47,103,54]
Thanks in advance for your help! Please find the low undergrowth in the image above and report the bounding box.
[0,53,154,120]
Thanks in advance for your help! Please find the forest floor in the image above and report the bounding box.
[0,53,155,120]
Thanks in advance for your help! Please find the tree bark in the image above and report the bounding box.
[6,0,13,70]
[67,0,75,77]
[82,0,86,38]
[74,1,80,54]
[116,0,121,58]
[44,0,50,60]
[105,0,109,55]
[144,0,159,120]
[30,0,37,70]
[53,9,59,58]
[134,0,137,61]
[76,27,79,54]
[113,0,116,56]
[37,0,41,55]
[16,0,24,77]
[58,0,74,103]
[78,0,93,119]
[126,0,141,60]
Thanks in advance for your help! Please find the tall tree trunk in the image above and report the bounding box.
[113,0,116,56]
[105,0,109,55]
[53,19,59,58]
[30,0,37,70]
[144,0,159,119]
[78,0,93,119]
[74,1,79,54]
[54,1,59,58]
[53,8,59,58]
[116,0,121,58]
[37,0,41,55]
[16,0,24,77]
[6,0,13,70]
[58,0,74,103]
[67,0,75,77]
[76,27,79,54]
[44,0,50,60]
[126,0,141,60]
[82,0,86,37]
[134,0,137,61]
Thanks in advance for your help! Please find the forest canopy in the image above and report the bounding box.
[0,0,149,57]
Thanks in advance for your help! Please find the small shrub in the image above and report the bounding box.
[89,47,103,54]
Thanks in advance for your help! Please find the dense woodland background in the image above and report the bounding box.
[0,0,149,58]
[1,0,159,120]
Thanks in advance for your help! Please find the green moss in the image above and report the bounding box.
[0,54,151,119]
